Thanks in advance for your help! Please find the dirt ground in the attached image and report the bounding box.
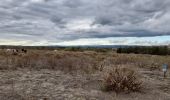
[0,68,170,100]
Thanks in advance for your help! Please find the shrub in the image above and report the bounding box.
[102,66,142,93]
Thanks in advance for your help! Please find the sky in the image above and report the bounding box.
[0,0,170,46]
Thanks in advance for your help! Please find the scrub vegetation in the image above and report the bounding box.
[0,48,170,100]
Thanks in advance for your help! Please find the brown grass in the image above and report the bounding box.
[0,50,101,74]
[0,49,170,72]
[0,49,170,99]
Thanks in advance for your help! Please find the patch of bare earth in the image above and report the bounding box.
[0,69,112,100]
[0,69,170,100]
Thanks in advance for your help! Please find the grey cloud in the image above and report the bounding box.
[63,0,84,8]
[0,0,170,44]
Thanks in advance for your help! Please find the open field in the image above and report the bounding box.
[0,49,170,100]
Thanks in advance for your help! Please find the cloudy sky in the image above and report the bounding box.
[0,0,170,46]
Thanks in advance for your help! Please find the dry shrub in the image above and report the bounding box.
[103,66,142,93]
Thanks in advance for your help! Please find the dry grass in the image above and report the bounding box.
[0,50,101,74]
[0,49,169,72]
[0,49,170,99]
[0,49,170,74]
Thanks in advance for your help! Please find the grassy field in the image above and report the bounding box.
[0,49,170,100]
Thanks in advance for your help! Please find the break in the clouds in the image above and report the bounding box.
[0,0,170,46]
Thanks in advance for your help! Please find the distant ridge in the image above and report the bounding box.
[0,45,168,49]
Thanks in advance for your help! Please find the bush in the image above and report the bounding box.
[103,66,142,93]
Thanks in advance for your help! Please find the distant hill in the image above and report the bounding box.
[0,45,168,49]
[0,45,130,49]
[55,45,145,48]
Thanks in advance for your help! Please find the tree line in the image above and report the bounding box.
[117,46,170,55]
[0,45,113,52]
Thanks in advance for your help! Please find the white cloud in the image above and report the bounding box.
[55,36,170,46]
[143,11,170,33]
[31,0,44,2]
[66,19,96,31]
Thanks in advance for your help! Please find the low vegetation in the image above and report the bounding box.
[117,46,170,55]
[103,66,142,93]
[0,48,170,99]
